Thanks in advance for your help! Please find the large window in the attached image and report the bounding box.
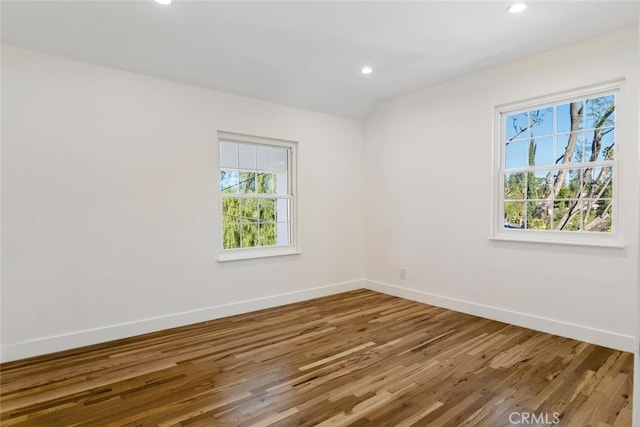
[219,132,297,260]
[493,83,620,246]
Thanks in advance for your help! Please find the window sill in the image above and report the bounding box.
[490,231,624,248]
[218,247,302,262]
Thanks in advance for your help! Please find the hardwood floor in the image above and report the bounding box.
[0,290,633,426]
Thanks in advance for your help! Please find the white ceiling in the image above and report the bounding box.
[1,1,638,119]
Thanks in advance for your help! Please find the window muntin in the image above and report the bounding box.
[219,134,295,254]
[497,88,617,240]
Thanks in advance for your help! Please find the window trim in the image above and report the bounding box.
[490,80,624,248]
[217,131,300,261]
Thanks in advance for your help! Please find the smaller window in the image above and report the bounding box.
[218,132,298,261]
[492,82,622,247]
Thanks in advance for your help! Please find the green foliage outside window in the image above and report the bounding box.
[221,166,284,249]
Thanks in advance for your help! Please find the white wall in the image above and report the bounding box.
[1,46,365,361]
[364,27,639,352]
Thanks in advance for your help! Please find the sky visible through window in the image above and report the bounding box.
[505,95,615,170]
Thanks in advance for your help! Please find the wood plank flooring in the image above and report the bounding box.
[0,289,633,426]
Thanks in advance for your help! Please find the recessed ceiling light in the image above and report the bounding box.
[361,66,373,75]
[508,3,527,14]
[155,0,172,5]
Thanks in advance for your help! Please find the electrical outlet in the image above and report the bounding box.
[399,268,407,280]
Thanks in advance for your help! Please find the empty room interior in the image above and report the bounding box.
[1,1,640,426]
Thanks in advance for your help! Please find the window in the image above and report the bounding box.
[492,83,621,246]
[218,132,298,260]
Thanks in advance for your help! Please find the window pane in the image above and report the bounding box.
[220,170,238,193]
[526,201,550,230]
[222,197,241,223]
[276,222,290,245]
[556,132,583,163]
[239,144,257,169]
[275,171,288,195]
[256,172,274,194]
[276,199,289,222]
[555,170,580,199]
[220,142,238,168]
[240,199,259,224]
[239,171,256,193]
[600,129,614,161]
[527,171,551,199]
[586,95,615,130]
[257,146,273,171]
[572,133,586,163]
[241,223,259,248]
[530,107,553,137]
[584,129,615,162]
[583,131,597,162]
[259,199,276,222]
[273,148,288,172]
[582,166,612,199]
[223,223,241,249]
[259,223,276,246]
[504,202,524,228]
[556,101,583,133]
[504,173,525,200]
[583,199,612,232]
[505,140,529,169]
[505,111,529,141]
[553,200,580,231]
[531,136,553,167]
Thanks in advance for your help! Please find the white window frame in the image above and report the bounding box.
[217,131,300,262]
[491,81,623,248]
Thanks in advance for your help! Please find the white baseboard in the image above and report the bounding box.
[364,280,635,353]
[0,280,363,363]
[3,278,633,363]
